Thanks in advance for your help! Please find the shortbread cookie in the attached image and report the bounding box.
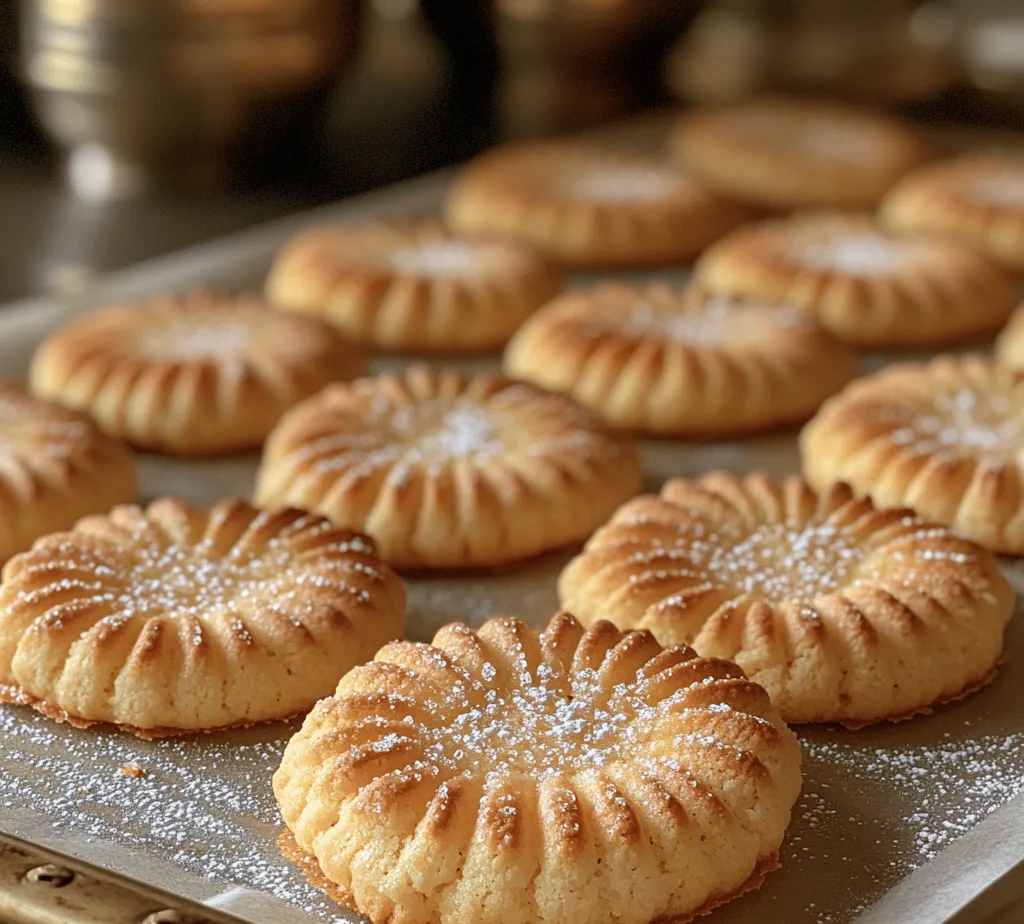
[503,283,859,436]
[559,472,1013,726]
[0,499,405,735]
[29,290,366,456]
[265,222,564,353]
[256,365,642,569]
[274,611,802,924]
[881,156,1024,272]
[694,213,1017,348]
[672,97,929,210]
[801,354,1024,554]
[445,142,750,269]
[995,303,1024,371]
[0,383,137,564]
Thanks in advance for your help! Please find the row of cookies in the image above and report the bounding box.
[0,378,1013,924]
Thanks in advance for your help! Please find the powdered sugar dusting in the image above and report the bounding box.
[389,242,479,277]
[639,522,865,604]
[620,297,804,347]
[564,166,687,202]
[888,386,1024,460]
[139,321,254,361]
[969,172,1024,207]
[393,402,502,461]
[797,234,909,276]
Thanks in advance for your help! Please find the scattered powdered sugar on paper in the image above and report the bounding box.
[797,234,910,276]
[0,709,351,923]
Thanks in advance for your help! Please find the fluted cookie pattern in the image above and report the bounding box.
[801,354,1024,555]
[266,221,564,353]
[881,156,1024,272]
[274,612,802,924]
[0,382,137,564]
[503,283,859,436]
[256,365,642,569]
[445,142,750,269]
[559,472,1013,726]
[29,290,366,455]
[694,213,1017,348]
[0,499,405,735]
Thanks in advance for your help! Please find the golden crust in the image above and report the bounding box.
[273,612,802,924]
[445,142,751,270]
[694,213,1017,348]
[29,290,366,456]
[256,364,643,569]
[559,471,1014,726]
[801,354,1024,555]
[995,303,1024,371]
[0,382,137,564]
[881,156,1024,272]
[265,221,564,353]
[0,498,405,734]
[671,97,929,210]
[503,283,860,436]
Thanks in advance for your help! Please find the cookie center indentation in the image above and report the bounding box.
[797,233,909,276]
[141,321,255,361]
[892,388,1024,459]
[565,167,685,203]
[692,522,865,603]
[389,242,479,277]
[426,667,644,777]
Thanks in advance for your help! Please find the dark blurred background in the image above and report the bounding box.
[1,0,1023,304]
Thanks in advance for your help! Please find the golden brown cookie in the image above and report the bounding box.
[801,354,1024,554]
[881,156,1024,272]
[445,142,750,269]
[671,97,929,210]
[503,283,860,436]
[559,471,1013,726]
[274,611,802,924]
[694,213,1017,348]
[0,382,137,564]
[256,364,642,569]
[265,221,564,353]
[29,290,366,456]
[0,498,405,736]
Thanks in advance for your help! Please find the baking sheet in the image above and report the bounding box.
[2,121,1024,924]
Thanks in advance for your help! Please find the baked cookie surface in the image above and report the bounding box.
[265,221,564,353]
[0,498,405,735]
[0,382,137,564]
[995,303,1024,371]
[801,355,1024,554]
[29,290,366,456]
[694,213,1017,348]
[559,471,1013,726]
[881,156,1024,271]
[503,283,860,436]
[445,142,750,269]
[274,611,802,924]
[672,97,928,210]
[256,365,642,569]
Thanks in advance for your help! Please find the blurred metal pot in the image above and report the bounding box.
[19,0,364,198]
